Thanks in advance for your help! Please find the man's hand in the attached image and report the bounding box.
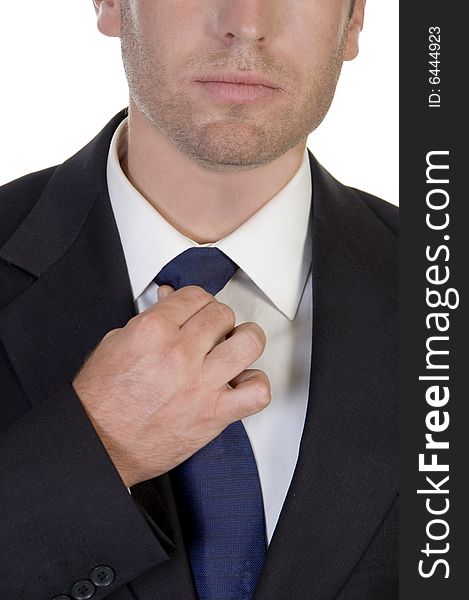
[72,285,270,488]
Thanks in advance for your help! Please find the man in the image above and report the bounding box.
[0,1,398,599]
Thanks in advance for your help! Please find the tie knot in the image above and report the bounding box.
[154,247,239,295]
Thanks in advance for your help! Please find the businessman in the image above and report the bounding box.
[0,1,398,599]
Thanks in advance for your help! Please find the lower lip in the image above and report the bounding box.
[194,81,278,104]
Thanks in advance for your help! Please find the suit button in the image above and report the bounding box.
[89,565,115,587]
[52,596,72,600]
[70,579,95,599]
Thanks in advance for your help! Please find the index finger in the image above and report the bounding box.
[152,284,216,327]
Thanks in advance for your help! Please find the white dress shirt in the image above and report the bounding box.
[106,117,312,544]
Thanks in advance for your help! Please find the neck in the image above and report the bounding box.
[121,101,307,244]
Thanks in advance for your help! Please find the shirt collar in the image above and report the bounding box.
[106,117,312,321]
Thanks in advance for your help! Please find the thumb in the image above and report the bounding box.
[157,284,175,301]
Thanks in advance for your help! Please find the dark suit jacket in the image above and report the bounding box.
[0,109,398,600]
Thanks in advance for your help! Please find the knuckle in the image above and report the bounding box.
[214,302,235,327]
[135,311,165,336]
[182,285,213,304]
[139,310,160,328]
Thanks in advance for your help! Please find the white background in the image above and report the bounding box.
[0,1,398,206]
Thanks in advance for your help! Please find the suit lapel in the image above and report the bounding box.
[254,157,398,599]
[0,110,196,600]
[0,110,398,600]
[0,110,135,407]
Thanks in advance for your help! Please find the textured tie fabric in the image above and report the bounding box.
[154,247,239,296]
[154,247,267,600]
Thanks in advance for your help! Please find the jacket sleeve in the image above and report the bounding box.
[0,382,172,599]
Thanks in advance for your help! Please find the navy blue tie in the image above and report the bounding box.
[154,248,267,600]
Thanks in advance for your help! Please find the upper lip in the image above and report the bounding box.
[194,72,280,89]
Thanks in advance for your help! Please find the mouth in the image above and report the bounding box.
[193,72,282,104]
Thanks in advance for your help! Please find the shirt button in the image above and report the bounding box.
[89,565,115,587]
[70,579,96,599]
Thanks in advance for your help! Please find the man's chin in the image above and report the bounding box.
[175,121,285,172]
